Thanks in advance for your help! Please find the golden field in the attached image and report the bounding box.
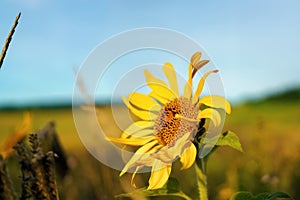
[0,98,299,200]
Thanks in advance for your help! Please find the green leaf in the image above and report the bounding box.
[115,177,192,200]
[230,192,254,200]
[216,131,243,152]
[230,191,294,200]
[166,177,180,192]
[264,191,294,200]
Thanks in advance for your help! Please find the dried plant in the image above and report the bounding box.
[38,122,69,178]
[14,142,33,200]
[44,152,60,200]
[0,12,21,69]
[0,155,17,200]
[28,134,51,200]
[11,132,61,200]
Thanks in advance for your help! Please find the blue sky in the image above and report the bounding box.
[0,0,299,107]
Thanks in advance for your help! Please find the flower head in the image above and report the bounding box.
[108,52,231,189]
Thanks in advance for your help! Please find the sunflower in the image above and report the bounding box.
[107,52,231,190]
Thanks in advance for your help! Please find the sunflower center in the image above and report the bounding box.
[154,97,199,146]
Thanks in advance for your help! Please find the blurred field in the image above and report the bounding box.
[0,98,299,199]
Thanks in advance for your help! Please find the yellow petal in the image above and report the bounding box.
[183,64,193,98]
[120,140,158,176]
[147,83,177,101]
[149,92,169,105]
[198,108,221,126]
[107,136,155,146]
[198,95,231,114]
[144,69,168,87]
[138,144,164,166]
[153,132,192,162]
[122,96,157,121]
[148,160,171,190]
[187,63,193,85]
[121,121,154,138]
[130,129,154,138]
[131,166,143,188]
[192,70,219,103]
[184,83,192,99]
[144,70,177,100]
[162,62,179,96]
[180,144,197,170]
[128,92,161,112]
[175,114,199,123]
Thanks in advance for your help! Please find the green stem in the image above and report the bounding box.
[195,158,208,200]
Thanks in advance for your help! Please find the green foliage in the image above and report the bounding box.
[216,131,244,152]
[201,130,243,153]
[230,191,294,200]
[195,158,208,200]
[254,87,300,103]
[115,177,192,200]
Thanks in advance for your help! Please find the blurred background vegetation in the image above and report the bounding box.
[0,87,299,200]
